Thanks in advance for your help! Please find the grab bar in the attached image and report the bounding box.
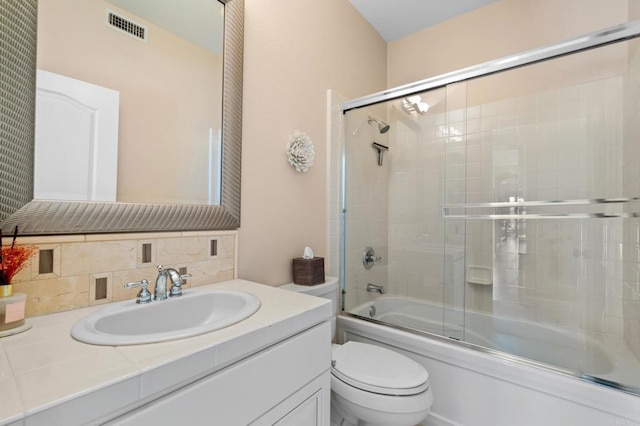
[442,197,640,220]
[443,197,639,210]
[443,212,640,220]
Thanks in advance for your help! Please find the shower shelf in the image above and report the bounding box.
[442,197,640,220]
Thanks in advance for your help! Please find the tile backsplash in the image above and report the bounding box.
[3,230,237,317]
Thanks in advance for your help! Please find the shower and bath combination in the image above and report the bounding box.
[340,21,640,424]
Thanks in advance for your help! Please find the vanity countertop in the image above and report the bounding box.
[0,280,331,426]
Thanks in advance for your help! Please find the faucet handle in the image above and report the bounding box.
[167,268,191,297]
[124,279,152,304]
[178,273,192,284]
[363,247,382,270]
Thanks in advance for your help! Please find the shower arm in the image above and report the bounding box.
[372,142,389,166]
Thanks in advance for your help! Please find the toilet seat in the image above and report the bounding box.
[331,341,429,396]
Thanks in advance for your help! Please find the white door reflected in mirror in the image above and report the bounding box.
[34,70,119,202]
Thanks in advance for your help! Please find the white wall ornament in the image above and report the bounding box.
[286,131,315,172]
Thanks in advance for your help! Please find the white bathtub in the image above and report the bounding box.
[351,295,613,375]
[340,296,640,426]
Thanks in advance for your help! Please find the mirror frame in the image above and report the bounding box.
[0,0,243,235]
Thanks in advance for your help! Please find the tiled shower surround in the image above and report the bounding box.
[3,231,237,317]
[341,38,640,370]
[389,79,631,333]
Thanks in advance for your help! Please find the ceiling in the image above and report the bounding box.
[349,0,499,42]
[107,1,500,54]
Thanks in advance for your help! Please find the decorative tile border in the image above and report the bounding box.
[4,231,237,317]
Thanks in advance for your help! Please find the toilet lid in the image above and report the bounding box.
[331,341,429,396]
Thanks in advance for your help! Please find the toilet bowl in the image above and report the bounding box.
[330,341,433,426]
[280,278,433,426]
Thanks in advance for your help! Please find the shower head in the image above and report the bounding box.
[368,116,390,134]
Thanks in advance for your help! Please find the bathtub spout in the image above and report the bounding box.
[366,283,385,294]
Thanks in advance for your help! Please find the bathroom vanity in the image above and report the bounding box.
[0,280,332,425]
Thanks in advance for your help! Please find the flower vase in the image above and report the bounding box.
[0,284,12,298]
[0,291,28,335]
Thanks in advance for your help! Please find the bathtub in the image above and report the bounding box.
[339,295,640,426]
[351,295,613,375]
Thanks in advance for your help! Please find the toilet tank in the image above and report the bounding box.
[279,276,338,337]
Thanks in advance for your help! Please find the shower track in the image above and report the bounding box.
[342,20,640,112]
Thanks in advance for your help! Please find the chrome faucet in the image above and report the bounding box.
[366,283,385,294]
[154,265,191,300]
[125,266,192,303]
[154,266,169,301]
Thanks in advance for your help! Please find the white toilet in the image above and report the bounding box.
[280,277,433,426]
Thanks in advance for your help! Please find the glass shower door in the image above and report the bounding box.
[441,38,640,389]
[342,25,640,394]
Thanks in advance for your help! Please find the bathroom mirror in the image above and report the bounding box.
[0,0,243,234]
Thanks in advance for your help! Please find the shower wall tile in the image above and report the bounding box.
[558,85,581,120]
[342,101,390,309]
[624,317,640,355]
[384,71,639,340]
[387,109,451,307]
[623,280,640,300]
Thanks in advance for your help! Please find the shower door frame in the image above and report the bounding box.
[344,21,640,112]
[339,19,640,396]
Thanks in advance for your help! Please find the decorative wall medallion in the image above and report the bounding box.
[286,131,315,172]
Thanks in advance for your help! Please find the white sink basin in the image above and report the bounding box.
[71,289,261,345]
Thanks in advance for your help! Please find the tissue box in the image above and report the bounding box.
[292,257,325,286]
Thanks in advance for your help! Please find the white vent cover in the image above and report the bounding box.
[105,9,148,42]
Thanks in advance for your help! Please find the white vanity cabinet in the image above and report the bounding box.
[107,322,331,426]
[1,280,333,426]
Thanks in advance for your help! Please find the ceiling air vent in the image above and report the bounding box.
[105,9,148,43]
